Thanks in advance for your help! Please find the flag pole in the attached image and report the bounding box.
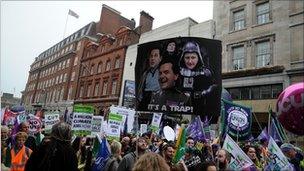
[63,10,69,39]
[268,105,272,136]
[252,111,263,132]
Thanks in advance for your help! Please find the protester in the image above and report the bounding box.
[132,152,170,171]
[280,143,304,171]
[5,131,32,171]
[121,136,131,156]
[104,140,122,171]
[25,122,78,171]
[117,137,148,171]
[72,136,89,171]
[18,122,37,152]
[215,149,231,171]
[200,161,217,171]
[186,137,195,148]
[244,145,263,170]
[183,147,201,171]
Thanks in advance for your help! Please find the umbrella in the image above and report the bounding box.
[10,105,25,113]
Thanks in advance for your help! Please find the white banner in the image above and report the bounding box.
[266,137,293,170]
[150,113,162,132]
[91,116,103,136]
[223,134,254,170]
[110,106,135,133]
[44,114,60,132]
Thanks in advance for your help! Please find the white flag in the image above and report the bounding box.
[68,9,79,19]
[223,134,254,170]
[266,137,294,171]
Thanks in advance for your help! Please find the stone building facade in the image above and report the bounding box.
[213,0,303,135]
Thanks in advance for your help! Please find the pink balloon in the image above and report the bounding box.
[276,82,304,135]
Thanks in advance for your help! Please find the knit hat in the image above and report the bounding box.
[280,143,295,152]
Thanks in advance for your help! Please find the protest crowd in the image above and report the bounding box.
[1,105,303,171]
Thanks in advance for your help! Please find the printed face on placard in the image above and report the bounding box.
[135,37,222,123]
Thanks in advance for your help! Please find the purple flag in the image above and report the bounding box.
[186,116,205,142]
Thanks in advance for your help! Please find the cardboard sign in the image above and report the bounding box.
[91,116,103,136]
[72,105,94,136]
[44,114,60,133]
[109,106,135,133]
[28,116,42,134]
[107,113,123,141]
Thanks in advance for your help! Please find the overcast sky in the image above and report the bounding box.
[1,1,213,98]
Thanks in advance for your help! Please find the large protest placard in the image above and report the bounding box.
[91,116,103,136]
[223,134,254,170]
[109,106,135,133]
[135,37,221,123]
[44,113,60,133]
[72,105,94,136]
[107,112,123,141]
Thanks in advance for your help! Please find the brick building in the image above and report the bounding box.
[22,4,153,114]
[75,10,154,114]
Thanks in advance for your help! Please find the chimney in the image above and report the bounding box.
[139,11,154,34]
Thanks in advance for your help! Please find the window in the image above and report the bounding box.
[94,83,100,96]
[227,84,282,100]
[63,73,67,82]
[87,84,92,97]
[77,42,81,51]
[102,81,108,95]
[106,60,111,71]
[79,86,84,98]
[90,64,95,75]
[62,60,66,69]
[71,71,75,81]
[256,41,270,67]
[59,62,62,70]
[68,86,73,100]
[230,88,241,100]
[97,62,102,73]
[59,74,63,83]
[66,59,70,67]
[60,88,65,101]
[74,57,78,66]
[114,58,120,69]
[233,9,245,30]
[260,85,271,99]
[111,79,117,95]
[257,2,270,24]
[232,46,245,70]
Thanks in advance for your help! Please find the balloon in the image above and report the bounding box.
[222,88,232,101]
[276,82,304,135]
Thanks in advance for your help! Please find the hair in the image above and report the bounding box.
[1,125,9,132]
[15,131,28,140]
[186,136,194,142]
[111,140,122,156]
[18,121,29,132]
[132,152,170,171]
[200,161,216,171]
[51,122,72,142]
[159,57,179,75]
